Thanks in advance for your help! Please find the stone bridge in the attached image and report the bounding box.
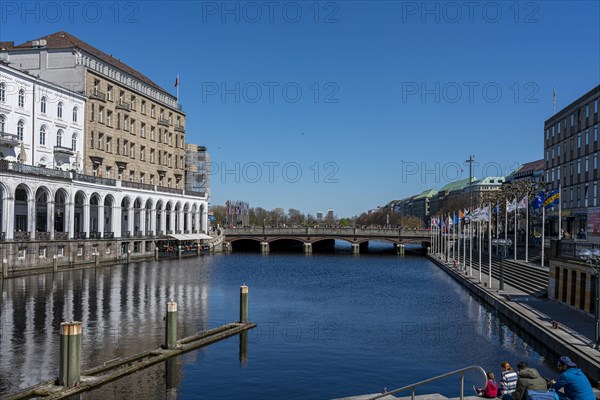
[223,227,432,254]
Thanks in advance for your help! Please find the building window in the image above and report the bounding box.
[577,160,581,175]
[41,96,47,113]
[73,107,78,123]
[57,129,63,147]
[551,126,554,137]
[595,99,598,114]
[91,104,95,121]
[57,246,64,257]
[586,104,590,119]
[129,143,134,158]
[77,246,83,256]
[57,102,63,118]
[594,153,598,170]
[140,146,145,161]
[586,129,589,146]
[130,119,135,135]
[141,100,146,114]
[0,83,5,102]
[106,243,111,255]
[40,126,46,145]
[124,115,129,131]
[129,171,134,181]
[18,89,25,107]
[150,126,155,141]
[594,182,598,207]
[0,114,5,133]
[72,134,77,151]
[150,149,155,163]
[150,174,154,185]
[585,185,589,207]
[141,123,145,138]
[15,119,24,142]
[140,172,145,184]
[106,166,111,178]
[90,132,94,149]
[107,85,112,101]
[99,106,104,123]
[106,136,112,153]
[577,133,581,149]
[98,133,103,149]
[595,125,598,142]
[131,95,136,110]
[151,104,155,118]
[585,156,589,173]
[39,247,46,258]
[18,248,26,259]
[123,140,128,155]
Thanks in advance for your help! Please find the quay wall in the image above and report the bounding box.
[427,255,600,388]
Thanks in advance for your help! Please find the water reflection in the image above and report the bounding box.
[1,252,559,399]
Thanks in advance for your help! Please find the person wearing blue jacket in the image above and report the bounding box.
[550,356,595,400]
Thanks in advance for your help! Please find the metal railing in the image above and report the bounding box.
[88,89,106,101]
[35,232,51,240]
[122,180,154,191]
[558,241,598,259]
[73,173,117,186]
[103,232,114,239]
[366,365,487,400]
[10,162,71,179]
[75,232,87,240]
[158,117,170,126]
[55,232,68,240]
[185,190,206,198]
[122,231,131,238]
[89,232,101,239]
[157,186,183,195]
[14,231,30,240]
[53,145,75,154]
[175,124,185,132]
[116,101,130,111]
[225,227,432,237]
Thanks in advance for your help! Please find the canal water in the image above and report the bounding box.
[0,243,557,399]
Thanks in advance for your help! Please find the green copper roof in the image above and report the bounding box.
[473,176,505,185]
[439,177,477,192]
[414,188,437,199]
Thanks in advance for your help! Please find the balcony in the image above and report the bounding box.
[157,185,183,195]
[116,101,130,111]
[103,232,114,239]
[36,232,51,240]
[75,232,87,240]
[122,180,155,191]
[89,232,101,239]
[0,132,21,147]
[145,230,153,237]
[54,145,75,156]
[158,117,170,127]
[73,173,117,187]
[175,124,185,133]
[122,231,131,238]
[134,231,142,238]
[55,232,69,240]
[89,89,106,102]
[8,162,71,179]
[186,190,206,198]
[14,231,30,241]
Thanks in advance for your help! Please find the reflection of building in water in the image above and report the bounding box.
[0,258,212,398]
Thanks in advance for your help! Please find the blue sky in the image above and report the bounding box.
[2,1,599,217]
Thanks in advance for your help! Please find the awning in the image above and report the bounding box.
[168,233,213,241]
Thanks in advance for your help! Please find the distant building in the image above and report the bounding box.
[326,208,334,220]
[185,144,210,199]
[544,85,599,237]
[505,159,544,184]
[316,211,323,221]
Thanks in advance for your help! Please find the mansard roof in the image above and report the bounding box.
[12,31,169,96]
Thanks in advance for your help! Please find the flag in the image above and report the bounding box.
[553,87,556,105]
[475,206,490,222]
[493,203,500,214]
[459,210,465,221]
[453,214,458,226]
[543,188,560,208]
[517,196,528,210]
[507,199,517,213]
[531,193,544,209]
[175,75,179,87]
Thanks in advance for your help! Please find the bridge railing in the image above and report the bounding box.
[224,227,431,237]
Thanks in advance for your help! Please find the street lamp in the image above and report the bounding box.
[578,248,600,350]
[492,238,512,291]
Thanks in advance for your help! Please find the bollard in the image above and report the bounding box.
[2,258,8,279]
[154,247,159,261]
[197,243,201,256]
[240,285,249,323]
[165,302,177,349]
[59,321,82,387]
[126,250,131,265]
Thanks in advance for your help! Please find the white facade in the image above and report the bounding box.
[0,63,85,171]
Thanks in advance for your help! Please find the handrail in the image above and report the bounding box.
[366,365,487,400]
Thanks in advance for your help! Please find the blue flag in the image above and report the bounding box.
[543,188,560,208]
[453,214,458,226]
[493,203,500,214]
[531,192,544,209]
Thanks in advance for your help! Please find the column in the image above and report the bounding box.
[169,210,175,234]
[28,198,35,240]
[67,201,75,239]
[179,210,184,233]
[139,208,146,237]
[47,201,55,240]
[201,205,208,234]
[128,207,134,234]
[151,208,157,236]
[160,209,167,235]
[98,203,105,237]
[186,211,192,234]
[82,203,90,238]
[5,196,14,240]
[112,205,122,238]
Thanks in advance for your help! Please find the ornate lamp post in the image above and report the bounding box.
[579,248,600,349]
[492,238,512,291]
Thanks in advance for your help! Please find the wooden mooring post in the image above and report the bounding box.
[240,285,249,323]
[2,258,8,278]
[165,302,178,349]
[59,321,82,387]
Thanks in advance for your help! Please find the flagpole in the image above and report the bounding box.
[488,203,492,288]
[478,219,482,283]
[446,214,450,263]
[541,205,545,268]
[457,218,461,269]
[469,216,473,277]
[514,198,517,261]
[463,221,466,271]
[504,199,508,242]
[176,74,179,102]
[558,185,562,240]
[525,194,529,263]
